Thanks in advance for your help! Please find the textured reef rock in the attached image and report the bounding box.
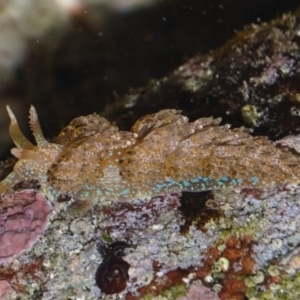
[176,282,220,300]
[3,179,300,299]
[109,8,300,142]
[2,6,300,300]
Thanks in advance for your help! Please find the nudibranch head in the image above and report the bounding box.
[0,106,63,200]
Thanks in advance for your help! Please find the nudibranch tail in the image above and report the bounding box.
[6,105,34,149]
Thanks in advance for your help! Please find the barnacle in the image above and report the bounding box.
[1,106,300,207]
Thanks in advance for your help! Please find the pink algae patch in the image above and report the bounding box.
[0,280,12,298]
[0,189,52,264]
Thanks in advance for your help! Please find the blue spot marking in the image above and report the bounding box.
[221,176,229,181]
[120,188,130,195]
[237,178,243,185]
[166,178,177,184]
[156,183,164,189]
[84,183,91,190]
[251,176,259,185]
[201,176,209,182]
[183,180,190,187]
[230,179,237,186]
[217,181,225,187]
[96,189,103,196]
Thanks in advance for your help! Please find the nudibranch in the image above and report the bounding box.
[1,106,300,207]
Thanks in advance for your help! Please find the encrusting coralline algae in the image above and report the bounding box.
[0,189,51,264]
[2,106,300,299]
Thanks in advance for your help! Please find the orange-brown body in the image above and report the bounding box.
[0,107,300,208]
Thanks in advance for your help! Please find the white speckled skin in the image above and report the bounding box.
[1,106,300,206]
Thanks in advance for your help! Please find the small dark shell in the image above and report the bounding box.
[95,240,131,294]
[95,257,130,294]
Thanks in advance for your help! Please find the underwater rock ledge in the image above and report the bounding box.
[2,7,300,300]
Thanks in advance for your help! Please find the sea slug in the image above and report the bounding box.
[1,106,299,209]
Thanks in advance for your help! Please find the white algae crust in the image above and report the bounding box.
[1,183,300,299]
